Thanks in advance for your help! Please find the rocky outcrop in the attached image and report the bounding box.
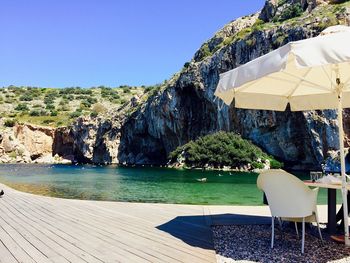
[259,0,279,22]
[54,95,142,164]
[14,124,54,160]
[259,0,339,22]
[67,117,121,164]
[0,94,142,164]
[0,118,125,165]
[0,122,70,164]
[118,1,350,169]
[53,127,74,161]
[194,14,259,63]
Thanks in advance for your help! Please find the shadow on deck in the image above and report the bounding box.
[156,213,271,250]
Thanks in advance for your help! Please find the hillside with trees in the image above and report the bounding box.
[0,85,159,127]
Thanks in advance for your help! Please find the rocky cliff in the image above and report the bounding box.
[55,116,121,164]
[0,95,141,165]
[1,0,350,169]
[118,0,350,169]
[0,121,69,164]
[58,96,143,164]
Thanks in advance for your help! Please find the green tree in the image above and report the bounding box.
[69,111,81,119]
[29,110,40,116]
[169,132,282,169]
[4,119,16,127]
[15,103,29,111]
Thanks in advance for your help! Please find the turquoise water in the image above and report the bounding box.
[0,164,338,205]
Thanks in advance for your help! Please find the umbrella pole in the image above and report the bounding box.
[338,95,350,246]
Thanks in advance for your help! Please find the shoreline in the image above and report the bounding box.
[0,161,267,173]
[0,182,332,210]
[0,180,267,206]
[0,162,316,174]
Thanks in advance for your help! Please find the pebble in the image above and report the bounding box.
[212,224,350,263]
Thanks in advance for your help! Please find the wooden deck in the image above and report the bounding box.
[0,183,217,263]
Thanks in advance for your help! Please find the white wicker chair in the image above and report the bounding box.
[257,169,322,253]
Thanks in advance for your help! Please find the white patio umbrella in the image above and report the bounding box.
[215,25,350,245]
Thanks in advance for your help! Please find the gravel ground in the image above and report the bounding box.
[212,224,350,263]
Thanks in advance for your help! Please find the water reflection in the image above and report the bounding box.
[0,164,334,205]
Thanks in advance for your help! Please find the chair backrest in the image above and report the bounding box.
[257,169,318,218]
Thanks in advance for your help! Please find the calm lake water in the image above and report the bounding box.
[0,164,337,205]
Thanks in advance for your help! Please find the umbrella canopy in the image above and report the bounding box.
[215,25,350,245]
[215,25,350,111]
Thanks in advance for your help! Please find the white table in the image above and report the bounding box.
[304,180,350,233]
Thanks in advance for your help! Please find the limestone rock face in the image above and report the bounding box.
[194,14,259,62]
[0,95,140,164]
[259,0,279,22]
[68,117,121,164]
[62,97,141,164]
[118,1,350,169]
[14,124,54,160]
[53,127,74,161]
[0,122,71,164]
[258,0,348,22]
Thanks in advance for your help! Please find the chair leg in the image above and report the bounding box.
[278,217,284,240]
[271,216,274,249]
[302,217,305,254]
[278,217,283,229]
[295,222,299,239]
[315,213,323,242]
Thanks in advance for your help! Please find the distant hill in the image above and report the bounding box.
[0,85,162,164]
[0,85,155,127]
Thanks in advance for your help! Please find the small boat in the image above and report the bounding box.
[196,178,207,182]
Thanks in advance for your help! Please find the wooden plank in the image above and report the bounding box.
[0,199,89,263]
[15,197,187,263]
[8,194,174,262]
[48,199,214,258]
[16,193,212,258]
[0,183,216,263]
[29,196,212,262]
[0,239,19,263]
[0,213,51,263]
[8,194,171,263]
[0,223,35,263]
[27,193,213,261]
[0,200,73,263]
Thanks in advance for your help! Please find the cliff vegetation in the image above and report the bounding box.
[169,132,283,170]
[0,85,155,127]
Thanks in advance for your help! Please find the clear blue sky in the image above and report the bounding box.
[0,0,264,88]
